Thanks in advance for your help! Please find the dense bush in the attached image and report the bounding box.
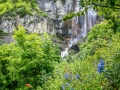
[42,60,108,90]
[78,21,120,89]
[41,20,120,90]
[77,21,120,89]
[94,32,120,89]
[0,26,60,89]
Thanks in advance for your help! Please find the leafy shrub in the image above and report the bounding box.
[42,60,108,90]
[77,21,120,89]
[0,26,60,89]
[94,32,120,89]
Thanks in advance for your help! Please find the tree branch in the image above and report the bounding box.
[92,3,120,9]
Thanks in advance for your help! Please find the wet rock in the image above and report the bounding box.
[71,44,80,52]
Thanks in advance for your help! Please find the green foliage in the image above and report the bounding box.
[0,0,48,18]
[116,27,120,32]
[77,20,120,89]
[62,0,120,31]
[0,26,60,89]
[42,20,120,90]
[94,32,120,89]
[62,12,84,21]
[42,60,108,90]
[77,20,113,60]
[79,0,120,31]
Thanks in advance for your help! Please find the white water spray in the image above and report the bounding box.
[61,48,69,61]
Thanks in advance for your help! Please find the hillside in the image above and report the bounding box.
[0,0,120,90]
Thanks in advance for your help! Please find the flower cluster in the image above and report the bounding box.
[60,83,74,90]
[64,73,80,80]
[98,58,105,73]
[60,73,80,90]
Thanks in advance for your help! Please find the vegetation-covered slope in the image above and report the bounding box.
[0,0,120,90]
[41,20,120,90]
[0,0,48,17]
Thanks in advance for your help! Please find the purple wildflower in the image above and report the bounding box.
[64,73,69,79]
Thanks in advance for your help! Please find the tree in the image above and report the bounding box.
[0,26,60,89]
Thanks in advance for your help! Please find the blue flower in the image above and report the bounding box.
[98,58,105,73]
[76,74,80,79]
[64,73,69,79]
[60,84,65,90]
[100,58,104,65]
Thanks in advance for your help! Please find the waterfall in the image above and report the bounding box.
[61,0,97,60]
[65,0,73,13]
[74,0,80,24]
[61,48,69,60]
[58,22,63,34]
[87,9,97,30]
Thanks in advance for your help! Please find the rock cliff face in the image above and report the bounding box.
[0,0,97,44]
[0,0,70,35]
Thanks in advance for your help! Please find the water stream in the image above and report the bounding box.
[61,0,97,60]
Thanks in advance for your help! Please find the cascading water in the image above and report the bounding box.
[59,22,63,34]
[65,0,73,13]
[61,47,69,60]
[61,0,97,60]
[87,9,97,30]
